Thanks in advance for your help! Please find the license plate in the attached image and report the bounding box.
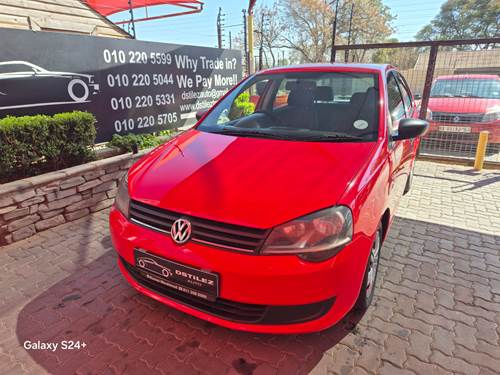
[134,249,219,301]
[438,126,471,133]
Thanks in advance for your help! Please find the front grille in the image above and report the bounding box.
[129,200,269,253]
[120,256,334,325]
[432,112,484,123]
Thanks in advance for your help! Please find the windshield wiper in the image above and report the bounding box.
[295,133,367,142]
[212,128,297,140]
[431,94,454,98]
[210,128,368,142]
[454,94,481,98]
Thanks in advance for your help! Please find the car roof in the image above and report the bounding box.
[0,61,35,66]
[436,74,499,80]
[257,63,393,75]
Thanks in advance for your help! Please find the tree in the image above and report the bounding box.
[372,38,419,69]
[278,0,334,62]
[278,0,394,63]
[254,3,284,67]
[416,0,500,47]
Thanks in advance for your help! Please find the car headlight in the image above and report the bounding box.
[483,110,500,122]
[261,206,353,262]
[115,174,130,218]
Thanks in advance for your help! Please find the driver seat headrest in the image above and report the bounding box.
[288,89,315,107]
[315,86,333,101]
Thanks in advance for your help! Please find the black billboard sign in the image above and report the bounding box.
[0,28,242,142]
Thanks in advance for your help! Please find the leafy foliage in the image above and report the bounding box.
[229,92,256,120]
[107,133,163,153]
[372,38,419,70]
[234,0,395,66]
[277,0,394,63]
[416,0,500,47]
[0,112,96,183]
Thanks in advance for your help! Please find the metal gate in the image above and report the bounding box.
[334,38,500,163]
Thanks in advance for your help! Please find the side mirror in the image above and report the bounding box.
[392,118,429,141]
[195,109,208,121]
[413,93,422,100]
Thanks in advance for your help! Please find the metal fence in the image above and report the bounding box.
[334,38,500,164]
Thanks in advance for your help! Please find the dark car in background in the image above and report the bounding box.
[0,61,99,110]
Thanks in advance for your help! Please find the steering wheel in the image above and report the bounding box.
[254,109,286,127]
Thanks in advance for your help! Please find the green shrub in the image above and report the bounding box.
[0,111,96,183]
[158,129,175,137]
[107,133,162,153]
[229,92,255,120]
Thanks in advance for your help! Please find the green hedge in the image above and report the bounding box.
[107,133,162,153]
[0,111,96,183]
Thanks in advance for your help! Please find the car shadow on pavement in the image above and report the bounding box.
[15,248,367,375]
[415,170,500,192]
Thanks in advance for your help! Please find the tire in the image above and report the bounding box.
[403,162,414,195]
[355,224,382,311]
[68,79,89,102]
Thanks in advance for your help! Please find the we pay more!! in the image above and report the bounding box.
[176,73,239,89]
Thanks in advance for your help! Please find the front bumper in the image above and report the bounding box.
[426,120,500,144]
[109,207,372,333]
[90,83,100,94]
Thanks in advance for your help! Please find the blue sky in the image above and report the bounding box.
[109,0,445,47]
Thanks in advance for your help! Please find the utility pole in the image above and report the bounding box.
[345,3,354,63]
[282,50,285,66]
[242,9,248,74]
[217,7,223,48]
[229,31,232,49]
[330,0,339,63]
[248,3,256,74]
[258,12,265,70]
[128,0,136,39]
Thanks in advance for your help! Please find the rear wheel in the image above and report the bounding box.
[68,79,89,102]
[355,224,382,311]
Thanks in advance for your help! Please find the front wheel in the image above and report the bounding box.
[355,224,382,311]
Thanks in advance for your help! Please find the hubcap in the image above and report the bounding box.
[366,230,381,296]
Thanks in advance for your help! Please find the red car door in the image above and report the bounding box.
[386,71,411,212]
[396,72,421,160]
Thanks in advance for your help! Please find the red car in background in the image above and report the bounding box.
[109,64,428,333]
[423,75,500,152]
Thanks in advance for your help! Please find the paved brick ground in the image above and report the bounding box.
[0,160,499,375]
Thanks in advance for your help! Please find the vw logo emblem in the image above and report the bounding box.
[171,218,192,244]
[453,115,461,123]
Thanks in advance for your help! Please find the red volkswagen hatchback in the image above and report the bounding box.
[109,64,428,334]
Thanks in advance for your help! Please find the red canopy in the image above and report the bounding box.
[85,0,203,22]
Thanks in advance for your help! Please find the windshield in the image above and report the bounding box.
[430,78,500,99]
[197,71,380,142]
